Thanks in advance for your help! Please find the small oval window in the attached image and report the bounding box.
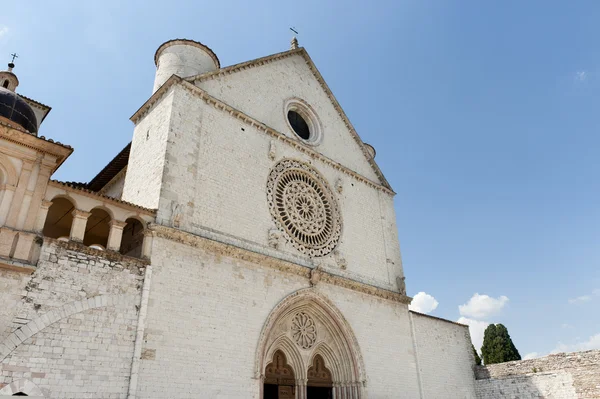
[287,110,310,140]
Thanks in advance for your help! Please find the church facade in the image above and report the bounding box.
[0,39,476,398]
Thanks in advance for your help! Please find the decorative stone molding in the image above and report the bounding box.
[396,276,406,296]
[255,288,367,398]
[291,312,317,349]
[149,224,411,304]
[269,140,277,161]
[333,250,347,270]
[268,228,282,249]
[309,267,322,286]
[266,159,342,257]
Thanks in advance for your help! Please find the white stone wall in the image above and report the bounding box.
[121,90,174,210]
[317,284,421,398]
[475,350,600,398]
[144,84,402,290]
[136,235,422,398]
[410,312,477,399]
[0,269,30,342]
[475,372,576,399]
[0,240,144,398]
[137,236,308,398]
[196,54,381,185]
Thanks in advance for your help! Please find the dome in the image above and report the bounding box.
[0,86,37,134]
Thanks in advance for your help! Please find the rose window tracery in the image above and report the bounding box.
[267,159,341,257]
[291,312,317,349]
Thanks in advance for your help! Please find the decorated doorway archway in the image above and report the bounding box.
[256,289,365,399]
[264,350,296,399]
[307,355,333,399]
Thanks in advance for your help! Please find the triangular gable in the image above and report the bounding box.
[184,48,393,192]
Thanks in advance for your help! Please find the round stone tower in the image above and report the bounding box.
[153,39,220,93]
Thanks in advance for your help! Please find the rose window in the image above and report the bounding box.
[291,312,317,349]
[267,159,341,257]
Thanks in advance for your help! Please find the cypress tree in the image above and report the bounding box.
[472,344,482,366]
[481,323,521,365]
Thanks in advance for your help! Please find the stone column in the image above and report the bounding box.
[295,379,307,399]
[34,200,53,233]
[23,165,52,231]
[5,161,33,228]
[107,220,127,251]
[70,210,91,242]
[141,229,153,260]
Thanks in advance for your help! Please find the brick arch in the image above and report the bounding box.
[0,294,134,363]
[0,378,43,396]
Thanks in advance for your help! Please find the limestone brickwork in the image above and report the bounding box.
[475,350,600,399]
[0,239,145,398]
[410,312,477,398]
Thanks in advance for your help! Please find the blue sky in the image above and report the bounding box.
[2,1,599,359]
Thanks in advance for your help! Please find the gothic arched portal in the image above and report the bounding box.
[256,289,365,399]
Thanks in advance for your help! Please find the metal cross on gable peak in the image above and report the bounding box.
[10,53,18,63]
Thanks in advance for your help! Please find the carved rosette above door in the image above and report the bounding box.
[291,311,317,349]
[266,159,341,257]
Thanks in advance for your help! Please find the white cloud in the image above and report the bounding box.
[0,26,8,39]
[552,333,600,354]
[457,317,489,352]
[561,323,574,329]
[568,295,592,304]
[568,288,599,304]
[409,292,439,314]
[523,352,539,360]
[459,293,509,319]
[576,70,587,82]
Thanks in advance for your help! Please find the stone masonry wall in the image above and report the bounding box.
[149,84,403,292]
[136,233,424,398]
[410,311,477,399]
[475,350,600,399]
[0,239,144,398]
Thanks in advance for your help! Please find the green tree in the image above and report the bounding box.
[472,344,482,365]
[481,324,521,365]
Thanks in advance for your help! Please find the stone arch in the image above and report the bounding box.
[42,196,76,239]
[264,335,305,380]
[119,217,145,258]
[0,294,134,363]
[0,379,43,396]
[47,193,79,210]
[256,288,365,398]
[83,207,112,248]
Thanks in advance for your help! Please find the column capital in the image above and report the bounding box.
[109,220,128,229]
[72,209,91,219]
[40,200,53,210]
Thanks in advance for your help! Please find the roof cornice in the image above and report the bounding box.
[49,180,156,214]
[0,122,73,171]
